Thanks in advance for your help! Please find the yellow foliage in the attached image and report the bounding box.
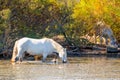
[0,9,11,20]
[28,0,39,10]
[72,0,115,20]
[48,0,56,3]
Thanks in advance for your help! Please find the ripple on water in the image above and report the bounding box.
[0,57,120,80]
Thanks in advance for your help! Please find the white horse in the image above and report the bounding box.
[11,37,67,63]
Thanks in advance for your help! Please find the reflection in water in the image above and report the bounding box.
[0,57,120,80]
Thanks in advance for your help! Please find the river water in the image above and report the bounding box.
[0,56,120,80]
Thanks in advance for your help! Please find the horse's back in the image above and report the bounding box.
[17,37,62,51]
[17,37,30,46]
[18,37,42,44]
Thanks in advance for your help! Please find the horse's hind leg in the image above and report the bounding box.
[15,48,24,62]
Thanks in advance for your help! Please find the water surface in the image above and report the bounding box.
[0,57,120,80]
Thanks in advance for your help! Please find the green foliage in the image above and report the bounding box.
[0,9,10,35]
[0,0,120,48]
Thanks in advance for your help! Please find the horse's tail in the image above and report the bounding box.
[11,40,18,62]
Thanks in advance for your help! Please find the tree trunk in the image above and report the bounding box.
[58,23,73,46]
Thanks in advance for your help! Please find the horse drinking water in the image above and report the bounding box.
[11,37,67,63]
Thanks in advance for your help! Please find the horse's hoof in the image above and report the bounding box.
[11,59,15,62]
[62,61,67,63]
[11,60,14,62]
[15,57,19,62]
[52,59,58,63]
[42,60,46,63]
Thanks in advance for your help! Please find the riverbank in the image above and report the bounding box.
[0,45,120,60]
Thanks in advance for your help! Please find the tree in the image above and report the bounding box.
[71,0,120,45]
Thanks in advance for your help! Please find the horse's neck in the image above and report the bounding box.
[52,40,63,52]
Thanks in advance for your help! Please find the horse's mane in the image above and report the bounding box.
[49,39,63,52]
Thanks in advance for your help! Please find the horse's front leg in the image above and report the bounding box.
[52,53,58,63]
[42,54,47,62]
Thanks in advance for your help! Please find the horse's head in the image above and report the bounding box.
[59,48,67,63]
